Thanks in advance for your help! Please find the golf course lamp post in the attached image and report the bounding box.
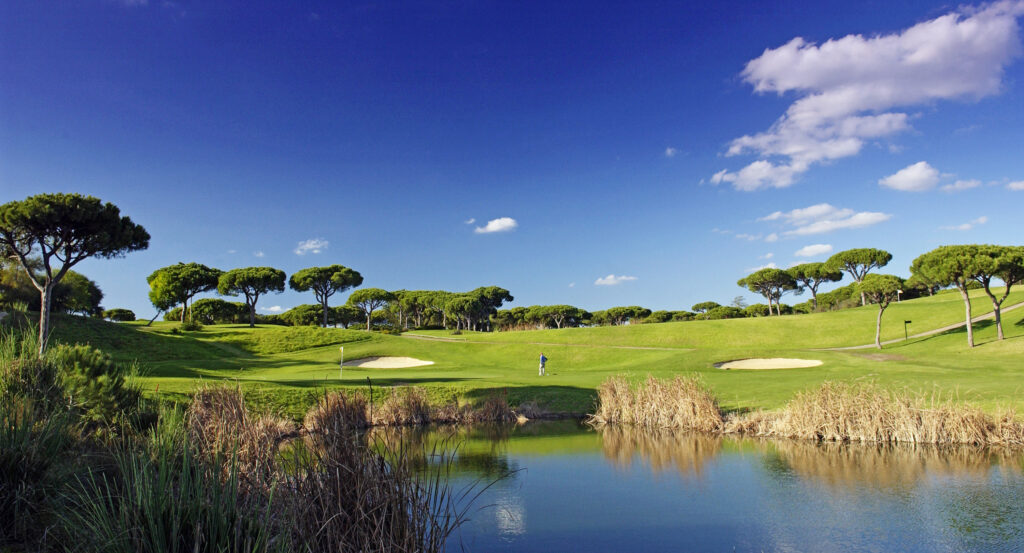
[339,346,344,379]
[904,320,911,341]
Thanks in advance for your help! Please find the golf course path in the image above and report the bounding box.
[400,333,691,352]
[826,300,1024,351]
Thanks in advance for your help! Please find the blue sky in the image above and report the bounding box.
[2,0,1023,317]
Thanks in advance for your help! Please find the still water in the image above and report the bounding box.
[391,420,1024,552]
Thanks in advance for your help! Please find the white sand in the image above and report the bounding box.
[716,358,823,370]
[343,356,435,369]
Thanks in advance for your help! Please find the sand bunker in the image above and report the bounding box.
[343,356,434,369]
[715,358,823,370]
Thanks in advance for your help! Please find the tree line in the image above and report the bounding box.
[3,193,1021,355]
[146,261,517,332]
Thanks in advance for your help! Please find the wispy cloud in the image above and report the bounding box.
[761,203,891,236]
[942,179,982,192]
[746,262,779,272]
[665,147,679,158]
[710,2,1024,190]
[464,218,476,225]
[474,217,518,234]
[294,238,328,255]
[941,216,989,231]
[260,305,283,313]
[594,274,638,286]
[794,244,834,257]
[568,282,576,288]
[759,252,775,260]
[879,161,940,192]
[254,251,265,258]
[1008,180,1024,191]
[227,249,237,254]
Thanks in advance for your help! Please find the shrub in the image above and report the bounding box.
[180,319,203,332]
[744,304,771,317]
[705,306,745,320]
[52,344,140,433]
[102,308,136,322]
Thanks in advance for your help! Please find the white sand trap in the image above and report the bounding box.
[716,358,822,370]
[343,356,434,369]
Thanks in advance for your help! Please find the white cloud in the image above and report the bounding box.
[474,217,518,234]
[254,251,265,258]
[761,203,892,236]
[713,2,1024,190]
[665,147,679,158]
[942,179,982,192]
[794,244,834,257]
[735,233,763,241]
[765,233,779,243]
[746,262,779,272]
[227,249,237,254]
[879,161,940,191]
[1008,180,1024,190]
[594,274,638,286]
[941,216,989,230]
[261,305,283,313]
[464,218,476,224]
[294,238,328,255]
[759,252,775,259]
[568,282,576,288]
[787,212,892,235]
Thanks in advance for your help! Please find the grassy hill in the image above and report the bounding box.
[35,287,1024,419]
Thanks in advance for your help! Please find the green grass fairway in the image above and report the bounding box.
[48,287,1024,419]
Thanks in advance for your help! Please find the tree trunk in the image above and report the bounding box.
[366,312,372,331]
[958,285,974,348]
[874,305,885,349]
[248,303,256,328]
[990,296,1004,341]
[860,290,866,306]
[811,293,818,311]
[38,283,54,357]
[180,300,187,323]
[322,301,329,328]
[146,310,162,327]
[981,284,1004,341]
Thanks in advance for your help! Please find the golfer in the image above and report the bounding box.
[539,352,547,376]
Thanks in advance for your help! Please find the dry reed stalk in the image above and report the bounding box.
[594,376,1024,448]
[186,386,290,485]
[589,375,724,433]
[727,382,1024,447]
[464,394,518,424]
[374,386,432,426]
[305,390,369,434]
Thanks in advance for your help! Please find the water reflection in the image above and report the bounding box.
[759,439,1021,490]
[418,421,1024,552]
[597,424,723,476]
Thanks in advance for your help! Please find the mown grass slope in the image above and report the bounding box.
[37,287,1024,419]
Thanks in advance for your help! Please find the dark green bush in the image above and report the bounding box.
[180,319,204,332]
[52,344,140,432]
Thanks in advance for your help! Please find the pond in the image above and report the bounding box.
[384,420,1024,552]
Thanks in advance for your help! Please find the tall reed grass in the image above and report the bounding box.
[592,375,1024,447]
[727,382,1024,446]
[589,375,724,433]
